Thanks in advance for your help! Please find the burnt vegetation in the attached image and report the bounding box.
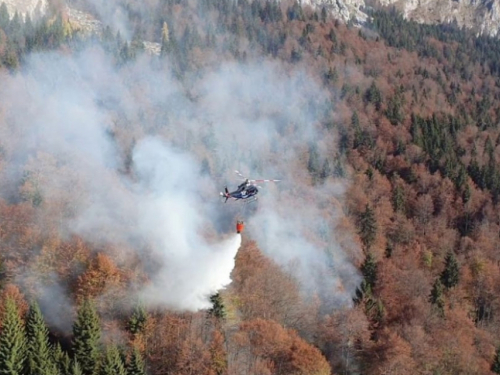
[1,0,500,373]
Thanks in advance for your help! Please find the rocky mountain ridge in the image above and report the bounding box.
[3,0,500,38]
[305,0,500,37]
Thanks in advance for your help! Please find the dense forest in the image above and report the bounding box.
[2,0,500,374]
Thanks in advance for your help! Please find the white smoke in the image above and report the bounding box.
[0,45,360,312]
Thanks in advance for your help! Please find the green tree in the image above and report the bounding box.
[52,342,71,375]
[492,346,500,374]
[99,345,126,375]
[358,204,377,249]
[364,81,382,111]
[25,302,55,375]
[0,298,26,375]
[361,252,378,289]
[127,304,147,335]
[392,184,406,214]
[319,159,332,181]
[72,360,83,375]
[429,278,445,316]
[307,144,320,182]
[440,251,460,289]
[208,293,226,320]
[126,348,146,375]
[72,299,101,375]
[0,3,9,31]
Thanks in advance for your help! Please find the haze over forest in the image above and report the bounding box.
[1,0,500,374]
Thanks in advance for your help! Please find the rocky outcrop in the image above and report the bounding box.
[302,0,368,23]
[308,0,500,37]
[1,0,47,20]
[378,0,500,37]
[66,6,103,35]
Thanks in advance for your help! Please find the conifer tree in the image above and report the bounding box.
[72,299,101,375]
[72,360,83,375]
[52,342,71,375]
[358,204,377,249]
[0,3,9,31]
[429,278,445,316]
[492,346,500,374]
[361,252,378,289]
[25,302,54,375]
[392,184,406,214]
[440,251,460,289]
[319,159,332,181]
[99,345,126,375]
[126,348,146,375]
[127,304,147,335]
[307,144,320,183]
[0,298,26,375]
[208,293,226,320]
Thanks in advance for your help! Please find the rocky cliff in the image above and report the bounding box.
[1,0,47,20]
[4,0,500,38]
[304,0,500,37]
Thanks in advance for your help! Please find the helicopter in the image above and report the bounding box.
[220,170,280,203]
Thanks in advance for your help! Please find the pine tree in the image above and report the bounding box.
[319,159,332,181]
[72,360,83,375]
[440,251,460,289]
[429,278,445,317]
[307,144,320,183]
[25,302,55,375]
[361,252,378,289]
[0,298,26,375]
[126,348,145,375]
[72,299,101,375]
[99,345,126,375]
[358,204,377,249]
[392,184,406,214]
[52,342,71,375]
[208,293,226,320]
[492,346,500,374]
[0,3,9,31]
[127,304,147,335]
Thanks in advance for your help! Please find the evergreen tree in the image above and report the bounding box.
[319,159,332,181]
[307,144,320,182]
[72,360,83,375]
[52,342,71,375]
[208,293,226,320]
[0,3,9,31]
[25,302,55,375]
[0,298,26,375]
[392,184,406,214]
[492,346,500,374]
[358,204,377,249]
[126,348,146,375]
[429,278,445,316]
[361,252,378,289]
[440,251,460,289]
[72,299,101,375]
[364,81,382,111]
[127,304,147,335]
[99,345,126,375]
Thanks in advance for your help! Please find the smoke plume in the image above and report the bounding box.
[0,43,360,311]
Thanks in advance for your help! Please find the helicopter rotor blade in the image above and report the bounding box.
[234,170,246,179]
[248,179,281,183]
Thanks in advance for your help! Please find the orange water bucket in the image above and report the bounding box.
[236,220,245,234]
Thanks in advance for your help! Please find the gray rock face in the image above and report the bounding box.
[302,0,368,23]
[1,0,47,20]
[379,0,500,37]
[305,0,500,37]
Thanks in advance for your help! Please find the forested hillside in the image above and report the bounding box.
[1,0,500,374]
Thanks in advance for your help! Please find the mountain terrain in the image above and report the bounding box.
[0,0,500,375]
